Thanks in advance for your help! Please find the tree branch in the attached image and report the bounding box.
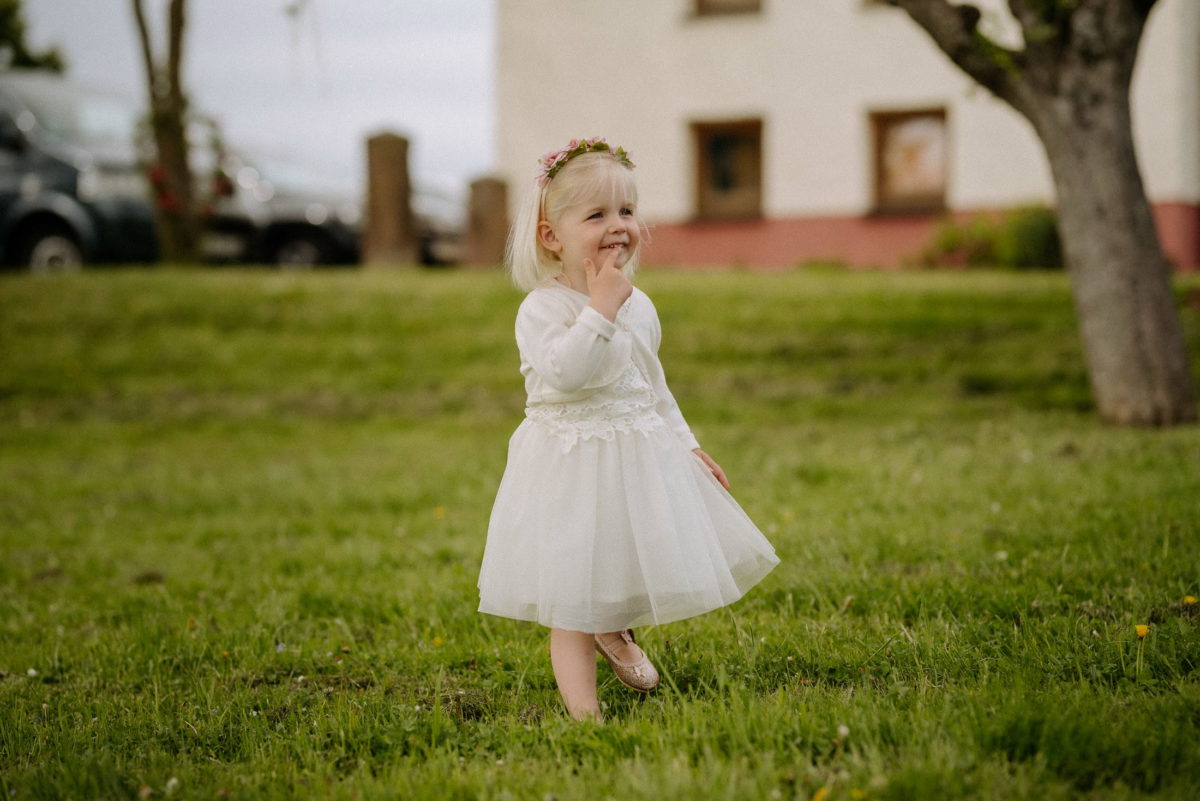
[883,0,1025,110]
[167,0,187,109]
[1005,0,1060,47]
[130,0,159,109]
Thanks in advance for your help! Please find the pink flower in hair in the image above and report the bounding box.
[535,137,635,187]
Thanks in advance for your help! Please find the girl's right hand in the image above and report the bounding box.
[584,247,633,321]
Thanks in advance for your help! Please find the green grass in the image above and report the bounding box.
[2,266,1199,801]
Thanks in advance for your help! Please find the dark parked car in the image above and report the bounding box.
[0,70,268,269]
[0,69,462,270]
[0,70,360,270]
[0,69,156,270]
[229,149,465,267]
[219,148,361,266]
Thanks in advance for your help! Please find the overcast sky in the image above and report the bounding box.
[23,0,495,199]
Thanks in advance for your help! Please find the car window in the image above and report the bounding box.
[0,76,138,153]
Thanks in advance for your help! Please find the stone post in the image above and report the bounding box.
[465,177,509,267]
[364,132,415,266]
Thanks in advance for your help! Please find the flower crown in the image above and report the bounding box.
[536,137,634,187]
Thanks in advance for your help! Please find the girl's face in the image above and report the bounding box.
[539,191,641,273]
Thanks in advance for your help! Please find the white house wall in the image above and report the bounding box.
[1132,0,1199,203]
[497,0,1197,222]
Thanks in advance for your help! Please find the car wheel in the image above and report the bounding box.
[273,233,328,268]
[23,225,84,273]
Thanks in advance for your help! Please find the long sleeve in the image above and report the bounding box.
[516,293,631,396]
[640,297,701,451]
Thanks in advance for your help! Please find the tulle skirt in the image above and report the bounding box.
[477,418,781,633]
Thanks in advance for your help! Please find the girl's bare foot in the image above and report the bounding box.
[549,627,602,722]
[567,705,604,723]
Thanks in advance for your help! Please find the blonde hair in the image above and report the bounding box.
[507,151,644,292]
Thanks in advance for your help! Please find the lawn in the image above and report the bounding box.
[1,266,1199,801]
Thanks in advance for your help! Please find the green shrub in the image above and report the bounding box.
[996,204,1063,269]
[920,205,1063,270]
[923,216,998,268]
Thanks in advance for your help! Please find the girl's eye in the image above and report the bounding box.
[620,207,634,216]
[587,211,603,220]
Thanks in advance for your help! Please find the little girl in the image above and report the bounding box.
[476,138,780,722]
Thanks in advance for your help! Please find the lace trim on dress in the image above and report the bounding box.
[526,361,664,453]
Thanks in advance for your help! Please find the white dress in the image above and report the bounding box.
[476,282,780,633]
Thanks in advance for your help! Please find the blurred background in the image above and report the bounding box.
[2,0,1197,276]
[22,0,493,201]
[7,0,492,268]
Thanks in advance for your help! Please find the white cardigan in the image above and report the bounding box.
[514,282,701,452]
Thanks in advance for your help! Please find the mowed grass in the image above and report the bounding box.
[1,266,1199,801]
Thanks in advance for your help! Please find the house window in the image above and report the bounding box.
[695,0,761,16]
[693,120,763,220]
[871,108,947,213]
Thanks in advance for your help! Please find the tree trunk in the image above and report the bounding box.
[132,0,200,263]
[148,110,199,262]
[885,0,1196,425]
[1030,75,1196,424]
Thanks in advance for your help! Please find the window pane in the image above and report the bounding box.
[874,110,947,211]
[694,120,762,219]
[708,133,741,191]
[883,117,944,197]
[696,0,761,15]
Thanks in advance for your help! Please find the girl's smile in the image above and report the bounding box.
[539,199,642,273]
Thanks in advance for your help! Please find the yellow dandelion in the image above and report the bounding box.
[432,636,444,647]
[812,787,830,801]
[432,506,447,519]
[850,791,868,800]
[1183,596,1197,605]
[1134,624,1150,678]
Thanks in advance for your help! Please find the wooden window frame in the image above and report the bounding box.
[694,0,762,17]
[870,107,948,215]
[691,118,764,222]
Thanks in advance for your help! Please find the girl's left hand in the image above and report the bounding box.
[693,448,730,490]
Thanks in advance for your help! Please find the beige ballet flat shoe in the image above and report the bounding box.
[594,629,660,692]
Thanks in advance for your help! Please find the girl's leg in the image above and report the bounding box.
[549,627,602,721]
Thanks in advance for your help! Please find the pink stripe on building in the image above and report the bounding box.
[643,202,1200,271]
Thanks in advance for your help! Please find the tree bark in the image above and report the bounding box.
[886,0,1196,425]
[1030,69,1194,424]
[131,0,200,263]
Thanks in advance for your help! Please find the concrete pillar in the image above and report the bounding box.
[364,132,415,266]
[465,176,509,267]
